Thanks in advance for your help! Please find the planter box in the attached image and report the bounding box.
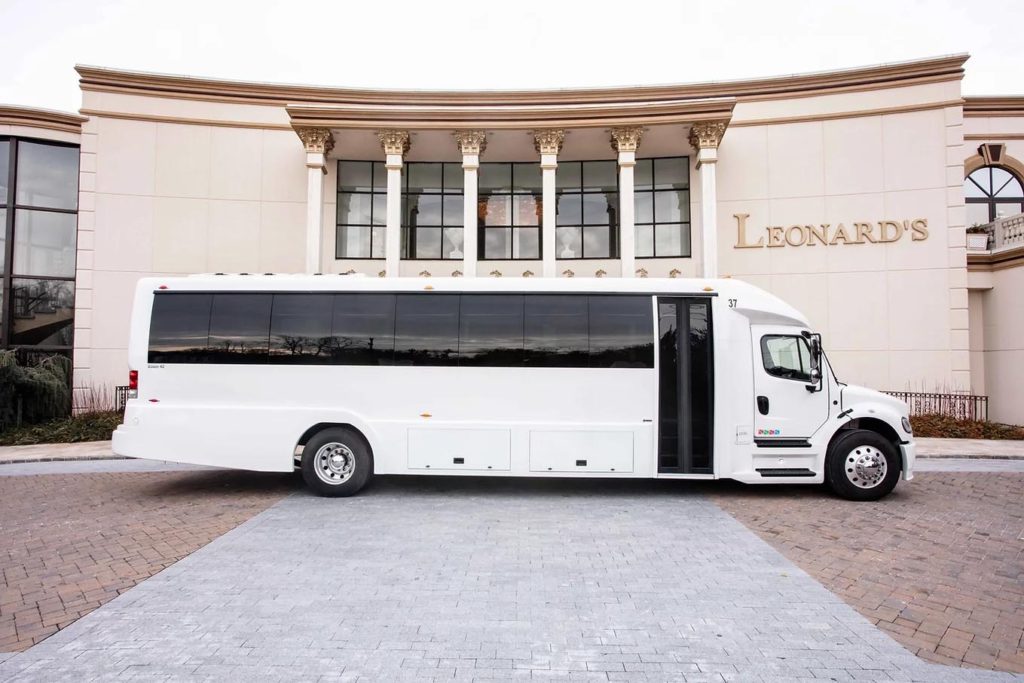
[966,233,990,251]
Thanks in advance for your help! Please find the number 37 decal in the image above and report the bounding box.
[728,298,737,308]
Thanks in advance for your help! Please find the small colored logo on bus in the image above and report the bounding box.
[757,429,781,436]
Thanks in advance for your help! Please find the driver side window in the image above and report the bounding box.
[760,335,812,382]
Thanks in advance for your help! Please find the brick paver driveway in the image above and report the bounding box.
[0,466,291,652]
[711,472,1024,674]
[1,467,1021,682]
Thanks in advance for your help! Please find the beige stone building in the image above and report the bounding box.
[1,54,1022,423]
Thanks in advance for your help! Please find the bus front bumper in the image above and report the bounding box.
[901,439,916,481]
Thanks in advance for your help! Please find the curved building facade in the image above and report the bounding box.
[3,54,1023,422]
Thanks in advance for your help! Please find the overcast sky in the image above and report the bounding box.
[2,0,1022,113]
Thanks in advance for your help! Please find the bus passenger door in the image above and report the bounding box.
[750,325,829,442]
[657,298,714,474]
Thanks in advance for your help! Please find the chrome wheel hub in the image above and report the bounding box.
[314,442,355,485]
[845,445,887,489]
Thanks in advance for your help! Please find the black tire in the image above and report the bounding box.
[825,429,901,501]
[300,427,372,497]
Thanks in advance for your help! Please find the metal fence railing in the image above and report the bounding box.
[115,385,130,412]
[883,391,988,422]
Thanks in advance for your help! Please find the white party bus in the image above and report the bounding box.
[112,275,915,501]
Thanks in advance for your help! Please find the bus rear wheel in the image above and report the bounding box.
[301,427,372,497]
[825,429,900,501]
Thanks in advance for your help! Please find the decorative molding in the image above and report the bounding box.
[454,130,487,156]
[595,269,607,278]
[636,268,649,278]
[76,54,966,110]
[0,104,87,135]
[419,270,431,277]
[979,143,1006,166]
[964,96,1024,117]
[296,127,335,155]
[522,270,534,277]
[729,99,964,129]
[967,245,1024,272]
[669,269,681,278]
[610,126,644,153]
[489,270,503,277]
[688,121,728,151]
[377,129,410,155]
[532,129,565,155]
[78,108,293,131]
[451,269,463,277]
[562,269,575,278]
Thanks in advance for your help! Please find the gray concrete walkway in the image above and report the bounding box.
[1,478,1018,682]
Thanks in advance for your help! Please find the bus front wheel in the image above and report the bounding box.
[301,427,372,497]
[825,429,900,501]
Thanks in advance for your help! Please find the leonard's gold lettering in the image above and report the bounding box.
[732,214,930,249]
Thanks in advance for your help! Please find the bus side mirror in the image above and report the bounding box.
[806,334,823,393]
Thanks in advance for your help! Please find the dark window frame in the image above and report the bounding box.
[965,165,1024,224]
[555,160,620,260]
[0,136,80,351]
[335,160,387,261]
[402,162,465,261]
[634,156,692,259]
[478,162,543,262]
[148,291,656,369]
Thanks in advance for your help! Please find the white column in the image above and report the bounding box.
[534,130,564,278]
[699,151,718,278]
[455,131,487,278]
[688,122,727,279]
[378,131,410,277]
[611,127,643,278]
[296,128,334,274]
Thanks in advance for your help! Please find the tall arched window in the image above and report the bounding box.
[965,165,1024,226]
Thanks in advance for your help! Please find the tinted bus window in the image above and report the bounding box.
[523,295,589,367]
[394,295,459,366]
[588,296,654,368]
[149,293,212,363]
[459,295,524,366]
[269,294,334,363]
[331,294,396,365]
[207,294,272,363]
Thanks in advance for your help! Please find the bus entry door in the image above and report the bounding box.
[750,325,829,442]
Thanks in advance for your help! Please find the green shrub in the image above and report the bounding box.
[0,410,123,446]
[0,351,72,432]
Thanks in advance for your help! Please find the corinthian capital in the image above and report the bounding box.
[532,129,565,155]
[296,127,335,155]
[610,126,644,153]
[454,130,487,156]
[377,130,411,156]
[688,121,728,151]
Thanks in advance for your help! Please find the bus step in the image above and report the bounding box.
[756,468,816,478]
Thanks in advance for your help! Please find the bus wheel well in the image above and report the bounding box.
[833,417,903,468]
[293,423,373,468]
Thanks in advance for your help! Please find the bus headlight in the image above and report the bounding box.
[901,416,912,435]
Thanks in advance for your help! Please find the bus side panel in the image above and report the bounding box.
[119,365,656,475]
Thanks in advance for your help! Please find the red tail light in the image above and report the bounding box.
[128,370,139,399]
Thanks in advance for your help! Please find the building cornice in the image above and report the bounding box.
[284,98,736,131]
[967,245,1024,272]
[963,96,1024,117]
[0,104,87,134]
[75,54,968,109]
